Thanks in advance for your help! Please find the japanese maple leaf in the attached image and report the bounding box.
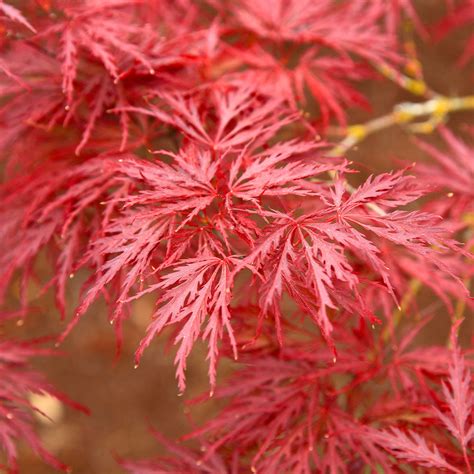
[227,140,346,203]
[241,212,361,346]
[0,146,216,357]
[434,323,474,473]
[231,0,396,65]
[126,86,294,152]
[0,338,88,473]
[215,139,347,246]
[0,43,134,158]
[190,345,386,473]
[75,139,342,322]
[133,255,239,392]
[67,147,219,326]
[223,44,371,125]
[0,159,119,310]
[323,172,466,297]
[8,2,206,155]
[0,44,66,165]
[243,170,466,350]
[416,128,474,222]
[36,1,156,104]
[370,321,474,473]
[370,428,462,473]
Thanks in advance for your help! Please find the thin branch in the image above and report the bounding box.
[330,94,474,157]
[325,94,474,216]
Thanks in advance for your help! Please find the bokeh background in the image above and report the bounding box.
[1,2,473,472]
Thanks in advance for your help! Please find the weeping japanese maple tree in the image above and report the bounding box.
[0,0,473,472]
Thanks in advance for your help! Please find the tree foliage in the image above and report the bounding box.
[0,0,473,472]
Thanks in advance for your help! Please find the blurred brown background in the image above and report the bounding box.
[2,2,473,473]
